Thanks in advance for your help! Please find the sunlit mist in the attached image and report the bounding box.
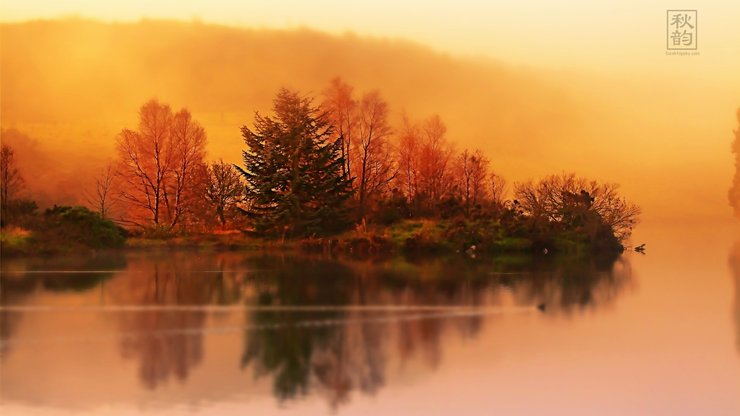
[1,18,738,221]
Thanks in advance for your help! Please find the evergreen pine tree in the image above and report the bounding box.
[238,88,353,238]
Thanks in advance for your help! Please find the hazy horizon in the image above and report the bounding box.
[1,15,739,224]
[2,1,739,74]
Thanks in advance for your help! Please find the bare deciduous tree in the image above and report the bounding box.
[490,172,507,213]
[116,99,207,229]
[166,109,207,226]
[0,144,24,224]
[355,90,395,219]
[456,148,490,215]
[396,114,421,200]
[323,80,396,220]
[322,77,357,178]
[89,163,117,219]
[514,173,640,241]
[205,160,245,227]
[418,115,454,206]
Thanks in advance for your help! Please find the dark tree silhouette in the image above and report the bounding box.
[514,173,640,244]
[490,172,507,215]
[238,88,353,238]
[87,163,117,220]
[205,160,245,227]
[0,144,25,225]
[455,148,490,216]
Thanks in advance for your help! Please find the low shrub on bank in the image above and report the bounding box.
[38,206,127,250]
[3,206,128,255]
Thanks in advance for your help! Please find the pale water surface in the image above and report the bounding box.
[1,223,739,415]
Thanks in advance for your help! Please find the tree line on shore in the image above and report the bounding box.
[0,78,641,252]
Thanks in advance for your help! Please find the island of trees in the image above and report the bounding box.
[0,78,641,256]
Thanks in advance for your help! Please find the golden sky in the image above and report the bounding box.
[2,0,739,76]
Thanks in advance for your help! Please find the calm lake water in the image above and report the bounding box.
[1,222,739,415]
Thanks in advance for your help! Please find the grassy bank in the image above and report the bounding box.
[126,231,264,251]
[297,218,622,257]
[2,218,624,259]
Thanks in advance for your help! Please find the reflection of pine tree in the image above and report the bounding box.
[239,89,353,238]
[238,253,631,407]
[240,257,354,400]
[241,322,319,399]
[219,252,629,407]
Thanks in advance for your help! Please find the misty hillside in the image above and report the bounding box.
[0,19,734,220]
[0,19,579,157]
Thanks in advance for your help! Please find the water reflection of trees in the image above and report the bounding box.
[0,253,126,357]
[503,255,631,314]
[111,251,246,389]
[239,257,354,404]
[240,253,631,408]
[0,250,632,404]
[728,243,740,353]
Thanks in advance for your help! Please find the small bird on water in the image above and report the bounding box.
[537,303,547,312]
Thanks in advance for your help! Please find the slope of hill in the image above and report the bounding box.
[1,19,736,221]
